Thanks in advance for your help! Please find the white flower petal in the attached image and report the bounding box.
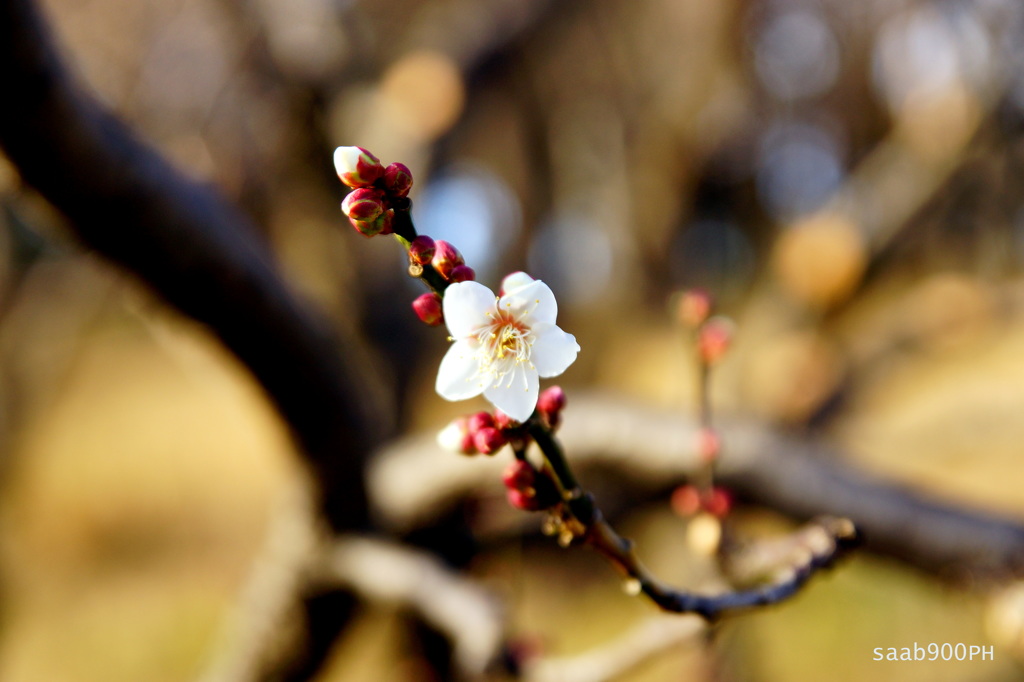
[498,280,557,325]
[436,340,486,400]
[530,322,580,378]
[500,271,535,295]
[443,281,497,339]
[484,365,539,422]
[333,146,361,176]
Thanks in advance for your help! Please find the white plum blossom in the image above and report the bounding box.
[435,278,580,421]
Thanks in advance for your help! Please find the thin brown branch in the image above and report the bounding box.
[523,415,857,618]
[584,514,856,619]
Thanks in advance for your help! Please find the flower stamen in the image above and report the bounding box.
[474,311,534,387]
[435,278,579,421]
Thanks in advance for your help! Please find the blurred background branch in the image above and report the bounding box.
[372,395,1024,579]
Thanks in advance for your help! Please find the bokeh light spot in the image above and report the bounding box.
[379,50,465,142]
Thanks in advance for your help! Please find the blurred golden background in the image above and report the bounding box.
[4,0,1024,680]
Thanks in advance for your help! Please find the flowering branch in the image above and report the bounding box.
[372,394,1024,579]
[333,146,858,620]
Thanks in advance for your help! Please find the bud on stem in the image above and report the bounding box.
[384,162,414,197]
[342,188,386,222]
[412,293,444,326]
[697,316,735,365]
[432,240,464,280]
[334,146,385,188]
[408,235,436,265]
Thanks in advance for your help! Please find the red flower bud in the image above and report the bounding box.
[677,289,713,328]
[384,162,414,197]
[412,293,444,326]
[473,426,507,455]
[502,460,558,509]
[449,264,476,282]
[502,460,535,491]
[704,487,733,518]
[506,488,541,511]
[348,208,394,238]
[333,146,384,188]
[342,188,386,222]
[697,316,735,364]
[432,240,464,280]
[467,411,495,434]
[537,386,566,419]
[671,485,702,517]
[675,288,716,327]
[408,235,436,265]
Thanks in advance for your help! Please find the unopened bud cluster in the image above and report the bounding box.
[437,391,561,458]
[334,146,482,326]
[435,385,569,511]
[438,410,513,456]
[436,386,569,457]
[405,229,478,325]
[670,484,733,519]
[334,146,414,237]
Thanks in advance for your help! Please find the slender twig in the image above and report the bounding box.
[584,514,856,619]
[695,361,714,493]
[527,409,857,619]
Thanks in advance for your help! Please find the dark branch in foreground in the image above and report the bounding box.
[0,1,385,678]
[0,0,378,532]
